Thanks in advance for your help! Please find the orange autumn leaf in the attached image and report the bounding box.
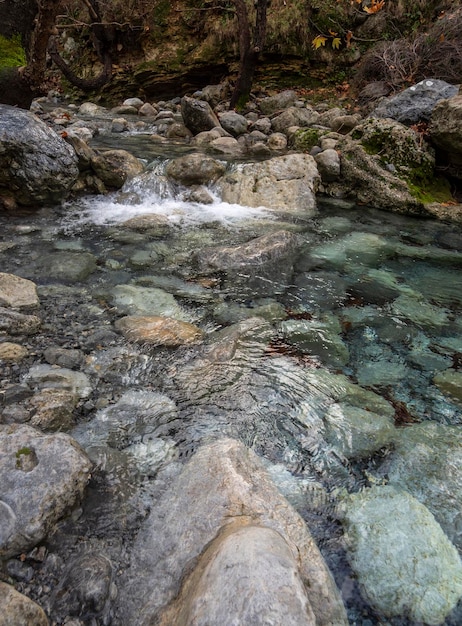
[364,0,385,14]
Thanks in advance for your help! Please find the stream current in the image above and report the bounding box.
[1,137,462,625]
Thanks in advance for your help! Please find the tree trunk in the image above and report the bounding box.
[22,0,63,91]
[48,0,113,91]
[229,0,268,110]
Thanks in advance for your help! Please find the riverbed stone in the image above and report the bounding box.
[90,149,144,188]
[218,110,248,136]
[279,313,349,368]
[391,293,450,328]
[209,135,244,157]
[181,96,221,135]
[161,525,318,626]
[72,389,178,451]
[24,364,92,399]
[332,135,426,214]
[121,213,171,237]
[0,342,29,362]
[271,106,320,134]
[323,402,395,458]
[377,422,462,550]
[0,423,92,558]
[216,154,320,215]
[340,485,462,625]
[309,231,391,270]
[165,153,225,185]
[0,273,39,309]
[0,307,41,336]
[267,131,288,150]
[114,315,204,346]
[28,388,78,432]
[314,148,341,182]
[259,90,298,115]
[78,102,108,116]
[22,251,97,283]
[0,104,79,207]
[194,230,300,297]
[116,438,348,626]
[433,368,462,403]
[430,94,462,180]
[0,581,49,625]
[110,284,189,320]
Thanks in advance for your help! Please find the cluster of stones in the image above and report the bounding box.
[1,77,459,218]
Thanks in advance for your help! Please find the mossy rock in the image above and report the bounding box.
[290,127,326,152]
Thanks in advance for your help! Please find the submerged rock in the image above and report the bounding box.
[194,230,300,297]
[323,402,395,458]
[0,581,48,625]
[116,438,348,626]
[340,485,462,625]
[110,284,189,320]
[114,315,204,346]
[377,422,462,550]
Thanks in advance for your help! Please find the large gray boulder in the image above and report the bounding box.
[0,424,92,558]
[216,153,320,216]
[370,78,458,125]
[181,95,221,135]
[0,104,79,206]
[116,438,348,626]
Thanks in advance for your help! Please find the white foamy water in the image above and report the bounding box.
[63,168,272,230]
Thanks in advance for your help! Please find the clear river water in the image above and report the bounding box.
[1,136,462,625]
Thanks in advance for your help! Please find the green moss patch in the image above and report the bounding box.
[0,34,26,69]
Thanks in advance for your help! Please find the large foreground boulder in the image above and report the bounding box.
[0,424,92,558]
[116,438,348,626]
[0,104,79,207]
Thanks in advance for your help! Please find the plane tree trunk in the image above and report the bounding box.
[229,0,269,110]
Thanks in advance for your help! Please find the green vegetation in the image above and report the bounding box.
[0,34,26,69]
[290,127,324,152]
